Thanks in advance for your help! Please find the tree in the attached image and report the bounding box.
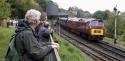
[93,10,111,20]
[82,11,91,18]
[103,10,110,20]
[7,0,42,18]
[0,0,11,26]
[93,10,105,20]
[0,0,11,20]
[104,11,125,39]
[36,0,50,11]
[77,9,91,18]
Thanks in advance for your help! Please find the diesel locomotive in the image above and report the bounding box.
[58,18,105,41]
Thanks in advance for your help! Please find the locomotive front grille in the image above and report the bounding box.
[91,29,103,35]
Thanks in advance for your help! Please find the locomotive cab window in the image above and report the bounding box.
[90,20,104,26]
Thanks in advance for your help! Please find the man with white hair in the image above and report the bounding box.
[14,9,59,61]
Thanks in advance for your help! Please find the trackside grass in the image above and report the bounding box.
[53,33,92,61]
[103,37,125,49]
[0,27,15,61]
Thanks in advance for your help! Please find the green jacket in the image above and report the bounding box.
[14,28,53,61]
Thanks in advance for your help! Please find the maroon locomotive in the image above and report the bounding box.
[58,18,105,41]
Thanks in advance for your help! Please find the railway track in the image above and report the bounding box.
[55,25,125,61]
[95,41,125,60]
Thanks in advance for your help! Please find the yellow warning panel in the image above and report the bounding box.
[91,29,103,35]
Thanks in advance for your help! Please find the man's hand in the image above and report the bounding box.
[51,42,59,50]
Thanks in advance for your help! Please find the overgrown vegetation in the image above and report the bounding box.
[0,27,15,61]
[7,0,50,18]
[0,0,50,20]
[103,37,125,47]
[53,33,92,61]
[0,0,11,25]
[104,12,125,41]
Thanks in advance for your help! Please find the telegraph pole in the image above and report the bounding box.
[114,6,117,44]
[113,5,120,44]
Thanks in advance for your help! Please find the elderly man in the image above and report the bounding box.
[14,9,59,61]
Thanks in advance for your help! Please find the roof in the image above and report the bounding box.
[80,18,96,22]
[68,18,96,22]
[59,18,96,22]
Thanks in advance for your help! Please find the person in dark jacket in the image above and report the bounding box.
[37,21,54,61]
[38,21,50,42]
[15,9,59,61]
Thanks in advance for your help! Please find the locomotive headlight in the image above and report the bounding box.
[91,29,103,35]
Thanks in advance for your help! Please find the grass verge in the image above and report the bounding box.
[53,33,92,61]
[103,37,125,48]
[0,27,15,61]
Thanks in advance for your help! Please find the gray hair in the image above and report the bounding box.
[25,9,41,23]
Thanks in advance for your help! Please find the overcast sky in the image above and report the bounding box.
[52,0,125,13]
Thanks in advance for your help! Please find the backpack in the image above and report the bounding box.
[5,34,19,61]
[5,20,29,61]
[5,27,37,61]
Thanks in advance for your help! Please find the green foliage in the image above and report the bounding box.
[93,10,110,20]
[117,15,125,35]
[103,10,110,20]
[36,0,50,11]
[123,32,125,41]
[104,11,125,39]
[93,10,104,20]
[53,33,91,61]
[0,0,11,20]
[7,0,42,18]
[0,0,52,19]
[120,12,125,41]
[77,9,91,18]
[0,27,15,61]
[104,37,125,46]
[104,12,115,38]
